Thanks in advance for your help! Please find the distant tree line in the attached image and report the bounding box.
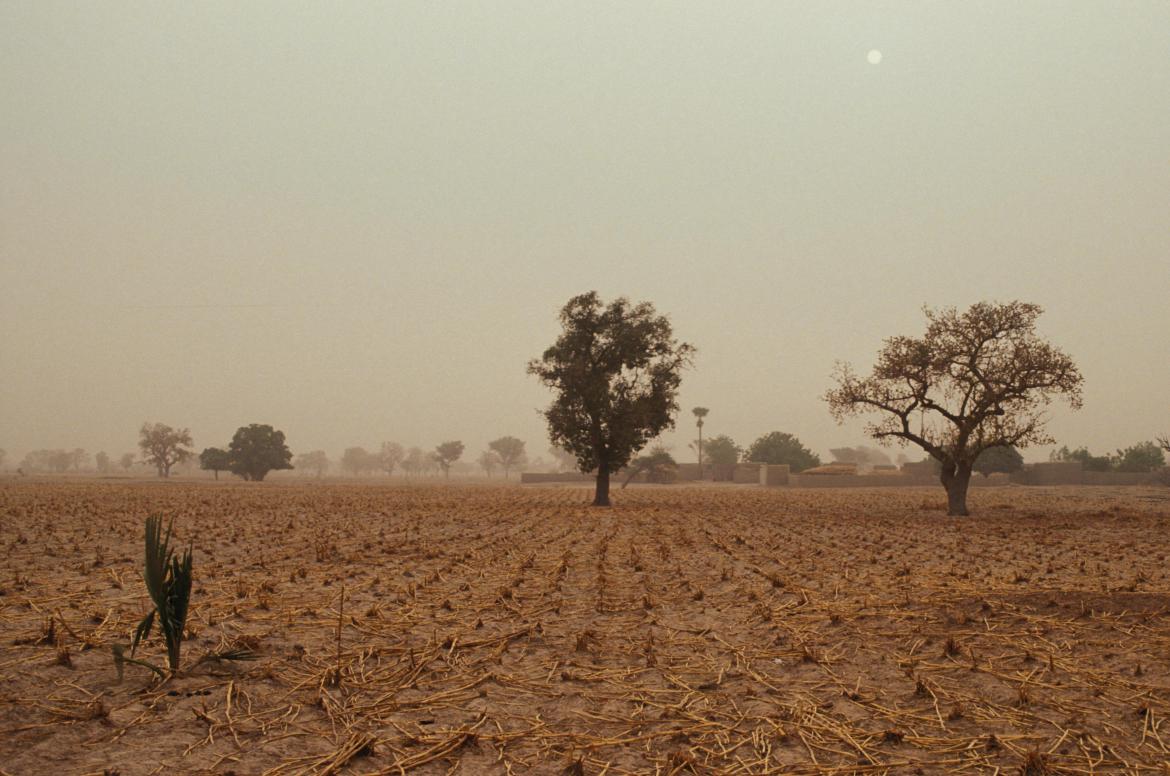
[1050,442,1166,473]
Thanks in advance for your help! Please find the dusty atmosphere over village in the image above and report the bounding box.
[2,2,1170,775]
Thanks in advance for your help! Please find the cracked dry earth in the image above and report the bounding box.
[2,480,1170,775]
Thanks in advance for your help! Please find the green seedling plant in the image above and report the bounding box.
[132,515,193,672]
[118,516,256,680]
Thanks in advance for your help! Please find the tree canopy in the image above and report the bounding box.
[295,450,330,478]
[488,436,527,478]
[227,424,293,482]
[973,445,1024,477]
[378,442,404,476]
[528,292,694,506]
[1114,441,1165,473]
[199,447,231,480]
[826,301,1083,515]
[621,446,678,488]
[477,450,500,477]
[432,441,464,478]
[138,422,194,478]
[401,447,426,477]
[744,432,821,472]
[1050,445,1112,471]
[695,434,740,466]
[340,447,377,476]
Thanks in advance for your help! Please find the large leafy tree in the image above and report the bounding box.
[528,292,694,506]
[227,424,293,482]
[199,447,231,480]
[488,436,527,479]
[744,432,821,472]
[138,422,194,478]
[432,440,464,478]
[826,301,1083,516]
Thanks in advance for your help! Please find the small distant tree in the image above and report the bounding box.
[528,292,695,506]
[744,432,821,472]
[341,447,375,476]
[692,407,709,472]
[1114,442,1166,473]
[825,302,1083,516]
[973,445,1024,477]
[477,450,501,477]
[227,424,293,482]
[693,434,739,466]
[294,450,330,478]
[379,442,405,477]
[120,452,136,472]
[0,449,6,469]
[139,422,194,478]
[50,449,73,473]
[421,452,440,476]
[488,436,527,479]
[432,441,464,478]
[621,446,677,489]
[199,447,231,480]
[69,448,89,471]
[401,446,425,477]
[95,451,111,474]
[1050,445,1112,471]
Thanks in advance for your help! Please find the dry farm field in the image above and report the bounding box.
[2,480,1170,775]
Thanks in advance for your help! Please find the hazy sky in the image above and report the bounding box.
[2,2,1168,467]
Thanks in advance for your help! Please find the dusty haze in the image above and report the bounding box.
[2,2,1168,466]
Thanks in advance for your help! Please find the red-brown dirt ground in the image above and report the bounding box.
[2,481,1170,775]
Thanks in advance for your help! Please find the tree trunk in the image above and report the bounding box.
[940,461,972,516]
[214,470,219,481]
[593,466,611,507]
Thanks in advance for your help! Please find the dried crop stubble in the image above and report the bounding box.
[1,481,1169,774]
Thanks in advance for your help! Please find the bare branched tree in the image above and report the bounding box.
[825,302,1083,516]
[138,422,194,479]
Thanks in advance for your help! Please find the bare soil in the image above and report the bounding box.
[2,480,1170,775]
